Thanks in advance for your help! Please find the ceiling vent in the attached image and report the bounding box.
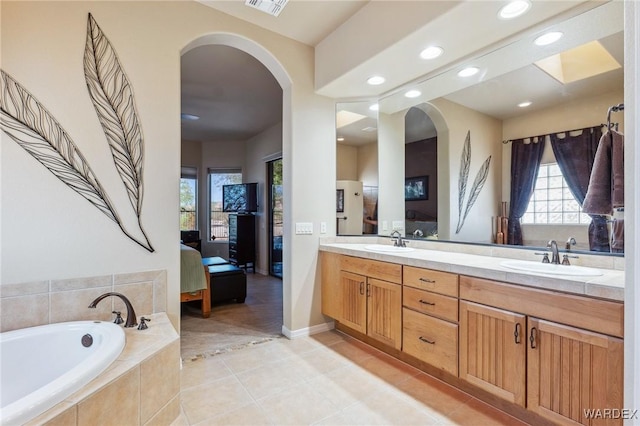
[244,0,289,17]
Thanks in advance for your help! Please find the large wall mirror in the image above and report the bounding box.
[377,1,624,255]
[336,101,379,235]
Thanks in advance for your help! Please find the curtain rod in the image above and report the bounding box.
[502,123,606,144]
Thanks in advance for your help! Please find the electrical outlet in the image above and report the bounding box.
[295,222,313,235]
[382,221,388,232]
[320,222,327,234]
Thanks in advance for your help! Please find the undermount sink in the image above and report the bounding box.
[364,244,414,253]
[500,260,603,277]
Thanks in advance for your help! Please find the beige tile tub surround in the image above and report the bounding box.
[24,312,180,426]
[0,269,166,332]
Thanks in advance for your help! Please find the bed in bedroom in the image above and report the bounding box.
[180,243,211,318]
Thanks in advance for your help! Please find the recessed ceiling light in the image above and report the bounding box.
[405,90,421,98]
[457,67,479,77]
[498,0,531,19]
[420,46,444,60]
[367,76,385,86]
[534,31,563,46]
[337,137,345,142]
[518,101,532,108]
[369,103,379,111]
[181,113,200,121]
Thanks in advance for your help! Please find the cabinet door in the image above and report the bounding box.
[459,301,526,406]
[527,318,623,426]
[339,271,367,334]
[367,278,402,350]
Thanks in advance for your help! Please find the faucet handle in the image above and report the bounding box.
[561,254,579,266]
[535,252,550,263]
[137,317,151,330]
[112,311,124,325]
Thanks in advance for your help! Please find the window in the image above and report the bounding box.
[209,169,242,241]
[521,163,590,225]
[180,167,197,231]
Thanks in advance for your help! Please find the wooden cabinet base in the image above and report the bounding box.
[334,322,557,426]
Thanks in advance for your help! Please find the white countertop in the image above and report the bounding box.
[319,242,624,302]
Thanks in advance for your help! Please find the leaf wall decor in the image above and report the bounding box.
[455,131,492,234]
[0,13,154,252]
[84,13,152,251]
[0,70,120,224]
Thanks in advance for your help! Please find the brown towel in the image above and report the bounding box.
[611,218,624,252]
[583,130,624,214]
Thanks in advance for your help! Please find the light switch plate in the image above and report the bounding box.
[392,221,403,231]
[382,220,388,232]
[295,222,313,235]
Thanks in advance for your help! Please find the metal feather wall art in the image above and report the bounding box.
[455,130,491,234]
[0,13,154,252]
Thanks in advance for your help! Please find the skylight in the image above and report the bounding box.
[534,40,621,84]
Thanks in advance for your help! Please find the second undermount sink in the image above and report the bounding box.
[364,244,414,253]
[500,260,603,277]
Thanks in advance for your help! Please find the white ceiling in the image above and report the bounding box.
[182,0,623,144]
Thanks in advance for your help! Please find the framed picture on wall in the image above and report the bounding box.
[405,176,428,201]
[336,189,344,212]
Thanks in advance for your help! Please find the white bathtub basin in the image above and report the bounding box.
[364,244,414,253]
[500,260,603,276]
[0,321,125,425]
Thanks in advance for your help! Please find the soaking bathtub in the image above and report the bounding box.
[0,321,125,425]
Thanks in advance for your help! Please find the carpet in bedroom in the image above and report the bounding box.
[180,272,283,361]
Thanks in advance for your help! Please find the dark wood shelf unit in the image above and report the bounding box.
[228,213,256,273]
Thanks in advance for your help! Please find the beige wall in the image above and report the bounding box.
[1,1,335,334]
[357,142,378,188]
[336,143,358,181]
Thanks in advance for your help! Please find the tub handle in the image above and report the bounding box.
[112,311,124,325]
[138,317,151,330]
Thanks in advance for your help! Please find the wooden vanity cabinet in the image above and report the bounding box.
[460,276,624,426]
[321,252,402,350]
[402,266,459,375]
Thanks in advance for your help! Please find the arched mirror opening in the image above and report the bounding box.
[377,1,624,256]
[336,101,379,236]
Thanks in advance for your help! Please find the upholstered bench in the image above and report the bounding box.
[201,256,230,267]
[208,264,247,305]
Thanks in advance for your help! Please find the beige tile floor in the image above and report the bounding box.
[174,330,530,425]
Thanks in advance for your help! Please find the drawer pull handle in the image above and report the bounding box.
[419,336,435,345]
[359,282,364,295]
[529,327,537,349]
[366,283,371,297]
[514,323,521,344]
[419,278,436,284]
[418,299,435,306]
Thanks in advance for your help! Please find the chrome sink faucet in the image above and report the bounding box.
[547,240,560,265]
[88,292,138,327]
[390,230,405,247]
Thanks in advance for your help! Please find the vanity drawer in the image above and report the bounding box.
[402,308,458,376]
[403,266,458,297]
[341,256,402,284]
[403,286,458,323]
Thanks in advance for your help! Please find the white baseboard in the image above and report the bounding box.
[281,321,335,339]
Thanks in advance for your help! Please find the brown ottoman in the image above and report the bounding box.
[208,264,247,304]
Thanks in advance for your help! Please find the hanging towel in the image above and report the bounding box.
[583,130,624,214]
[611,218,624,253]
